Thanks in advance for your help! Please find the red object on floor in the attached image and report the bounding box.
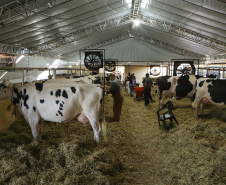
[135,87,144,98]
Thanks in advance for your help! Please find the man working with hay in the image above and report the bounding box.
[106,73,124,122]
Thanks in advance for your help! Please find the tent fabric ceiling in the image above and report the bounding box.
[0,0,225,62]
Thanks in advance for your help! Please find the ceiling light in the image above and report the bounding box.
[16,55,24,64]
[0,72,8,79]
[141,0,149,9]
[133,19,140,26]
[124,0,132,7]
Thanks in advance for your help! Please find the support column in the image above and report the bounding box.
[25,55,30,82]
[53,69,56,79]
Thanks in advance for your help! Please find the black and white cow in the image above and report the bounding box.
[0,80,104,143]
[193,78,226,117]
[156,75,202,107]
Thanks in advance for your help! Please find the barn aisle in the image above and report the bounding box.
[104,89,226,184]
[0,89,226,184]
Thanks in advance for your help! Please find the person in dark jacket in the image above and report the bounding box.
[143,73,153,106]
[129,73,135,97]
[107,73,124,122]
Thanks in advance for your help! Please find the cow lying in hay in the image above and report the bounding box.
[193,78,226,118]
[0,79,105,143]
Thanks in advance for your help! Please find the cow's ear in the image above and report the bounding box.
[3,78,10,87]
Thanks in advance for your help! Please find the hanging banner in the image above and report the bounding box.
[0,54,16,68]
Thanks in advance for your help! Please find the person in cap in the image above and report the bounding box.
[106,73,123,122]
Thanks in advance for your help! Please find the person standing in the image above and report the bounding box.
[143,73,153,106]
[129,73,135,97]
[107,73,124,122]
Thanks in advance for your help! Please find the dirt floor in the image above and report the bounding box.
[0,89,226,184]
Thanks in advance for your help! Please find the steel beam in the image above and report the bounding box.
[31,14,132,51]
[0,0,72,28]
[0,43,59,59]
[132,0,141,19]
[140,15,226,53]
[63,34,130,59]
[133,32,204,59]
[62,32,204,60]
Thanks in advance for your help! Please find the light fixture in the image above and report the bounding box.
[16,55,24,64]
[0,72,8,79]
[133,19,140,26]
[141,0,149,9]
[124,0,132,8]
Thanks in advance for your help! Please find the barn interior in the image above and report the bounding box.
[0,0,226,184]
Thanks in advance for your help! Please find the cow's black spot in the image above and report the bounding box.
[56,113,58,116]
[62,101,64,104]
[156,76,172,99]
[35,83,43,91]
[208,80,226,104]
[33,106,36,111]
[59,107,63,110]
[12,97,20,105]
[23,95,29,109]
[199,80,205,87]
[40,99,45,104]
[58,110,63,116]
[94,76,101,84]
[195,75,203,79]
[0,84,6,89]
[60,103,63,107]
[13,87,18,94]
[71,87,76,94]
[100,99,102,104]
[13,87,22,100]
[175,75,193,97]
[50,91,53,96]
[55,89,61,97]
[56,100,59,104]
[62,90,68,98]
[206,79,213,83]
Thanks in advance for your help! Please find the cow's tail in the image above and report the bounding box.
[100,86,107,142]
[101,111,107,142]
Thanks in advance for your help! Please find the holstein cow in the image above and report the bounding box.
[0,80,104,143]
[193,78,226,117]
[156,75,201,108]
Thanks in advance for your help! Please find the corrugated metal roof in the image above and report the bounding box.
[0,0,225,61]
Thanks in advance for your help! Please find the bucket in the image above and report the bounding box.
[135,87,144,98]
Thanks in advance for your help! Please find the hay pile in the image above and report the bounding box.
[0,90,225,184]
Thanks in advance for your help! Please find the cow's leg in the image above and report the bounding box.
[159,99,164,109]
[89,118,101,143]
[194,98,202,118]
[28,114,42,141]
[200,103,204,115]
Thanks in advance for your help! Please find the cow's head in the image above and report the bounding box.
[93,76,101,84]
[0,79,13,100]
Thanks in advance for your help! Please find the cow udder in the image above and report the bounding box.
[201,97,209,104]
[75,113,90,124]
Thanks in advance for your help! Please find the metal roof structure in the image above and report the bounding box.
[0,0,225,62]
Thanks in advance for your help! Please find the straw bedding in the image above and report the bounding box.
[0,89,225,184]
